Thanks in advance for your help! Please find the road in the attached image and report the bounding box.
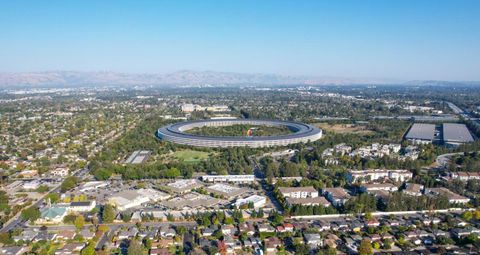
[435,150,480,169]
[95,225,120,250]
[435,152,464,168]
[249,155,284,213]
[447,102,464,114]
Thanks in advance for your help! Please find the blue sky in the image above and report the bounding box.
[0,0,479,80]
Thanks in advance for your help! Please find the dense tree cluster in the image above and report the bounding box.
[383,192,450,211]
[344,193,378,214]
[185,124,293,137]
[451,151,480,172]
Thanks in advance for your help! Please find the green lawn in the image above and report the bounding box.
[172,150,211,163]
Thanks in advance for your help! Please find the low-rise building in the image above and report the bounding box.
[79,181,108,192]
[451,227,480,239]
[405,123,436,144]
[425,187,470,204]
[0,246,28,255]
[22,180,41,190]
[19,170,38,178]
[278,186,318,198]
[234,195,266,208]
[109,189,170,211]
[443,123,474,147]
[56,230,76,240]
[162,192,221,209]
[304,233,323,247]
[201,174,255,183]
[348,169,412,183]
[286,196,331,207]
[403,183,424,196]
[36,206,67,224]
[360,183,398,192]
[264,237,282,254]
[166,179,202,193]
[55,243,85,254]
[257,223,275,233]
[13,230,37,242]
[51,166,69,177]
[68,201,96,212]
[451,172,480,181]
[205,183,246,198]
[323,187,350,207]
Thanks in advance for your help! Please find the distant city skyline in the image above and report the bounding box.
[0,0,479,81]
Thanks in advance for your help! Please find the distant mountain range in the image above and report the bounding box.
[0,70,477,88]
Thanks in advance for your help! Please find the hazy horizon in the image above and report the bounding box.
[1,0,479,81]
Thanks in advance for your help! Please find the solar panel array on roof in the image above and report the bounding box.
[405,123,435,141]
[442,123,474,143]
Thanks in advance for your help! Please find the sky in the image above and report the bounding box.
[0,0,479,81]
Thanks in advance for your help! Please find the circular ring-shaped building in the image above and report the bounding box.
[156,119,322,148]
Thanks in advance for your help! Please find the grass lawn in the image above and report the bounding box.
[172,150,211,163]
[314,122,373,135]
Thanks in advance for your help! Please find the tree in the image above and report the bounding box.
[358,239,373,255]
[20,206,40,223]
[317,247,336,255]
[462,211,473,221]
[61,176,78,192]
[176,226,187,236]
[383,238,393,249]
[98,224,110,233]
[224,217,234,225]
[121,212,132,222]
[102,204,115,223]
[294,243,310,255]
[0,232,13,245]
[364,212,374,221]
[36,185,50,193]
[257,209,265,218]
[474,210,480,220]
[269,210,284,225]
[0,191,10,213]
[75,215,85,230]
[164,167,181,178]
[81,243,96,255]
[46,193,60,204]
[128,240,146,255]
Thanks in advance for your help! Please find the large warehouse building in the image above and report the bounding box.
[156,119,322,148]
[405,123,474,146]
[443,123,474,147]
[405,123,436,144]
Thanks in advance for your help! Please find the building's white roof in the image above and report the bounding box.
[207,183,241,193]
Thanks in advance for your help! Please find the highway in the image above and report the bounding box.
[447,102,464,114]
